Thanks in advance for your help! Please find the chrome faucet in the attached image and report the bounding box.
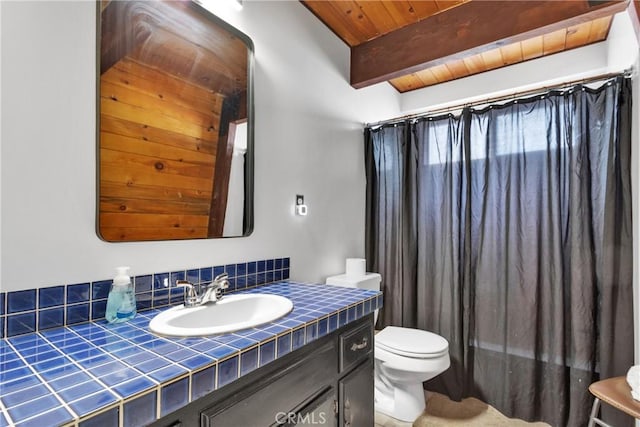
[176,273,230,307]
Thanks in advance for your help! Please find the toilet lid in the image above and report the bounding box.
[376,326,448,357]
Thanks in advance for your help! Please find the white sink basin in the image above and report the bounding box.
[149,293,293,337]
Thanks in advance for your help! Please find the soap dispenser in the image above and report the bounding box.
[105,266,137,323]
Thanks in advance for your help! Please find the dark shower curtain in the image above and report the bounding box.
[364,77,633,427]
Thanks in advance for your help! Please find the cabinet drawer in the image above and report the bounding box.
[339,322,372,373]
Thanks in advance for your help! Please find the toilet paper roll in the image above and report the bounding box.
[346,258,366,277]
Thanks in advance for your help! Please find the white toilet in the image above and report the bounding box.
[326,271,450,422]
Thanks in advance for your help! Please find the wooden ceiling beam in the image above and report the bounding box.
[350,0,629,89]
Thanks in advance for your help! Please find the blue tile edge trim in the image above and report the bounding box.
[0,258,291,339]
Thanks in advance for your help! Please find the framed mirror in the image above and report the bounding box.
[97,0,254,241]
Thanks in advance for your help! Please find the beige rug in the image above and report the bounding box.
[375,392,551,427]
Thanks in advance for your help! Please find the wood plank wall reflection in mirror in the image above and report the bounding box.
[97,0,254,241]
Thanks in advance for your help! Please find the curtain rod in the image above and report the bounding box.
[365,68,634,129]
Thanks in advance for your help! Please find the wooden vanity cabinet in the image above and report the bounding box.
[152,315,374,427]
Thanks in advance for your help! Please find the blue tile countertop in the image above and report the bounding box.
[0,281,382,427]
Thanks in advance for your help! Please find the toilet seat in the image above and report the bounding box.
[376,326,448,358]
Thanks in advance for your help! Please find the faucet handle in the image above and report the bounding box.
[212,273,229,302]
[176,280,198,306]
[213,272,228,282]
[213,273,229,290]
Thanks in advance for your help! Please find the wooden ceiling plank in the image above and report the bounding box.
[587,16,613,43]
[445,59,471,79]
[414,68,441,86]
[382,1,423,28]
[542,27,568,55]
[404,1,440,22]
[434,0,469,13]
[499,41,524,66]
[462,53,486,74]
[301,1,363,46]
[354,1,399,36]
[389,80,408,93]
[565,21,593,49]
[521,35,544,61]
[389,74,422,92]
[430,64,454,83]
[350,0,628,89]
[326,0,381,42]
[480,48,504,71]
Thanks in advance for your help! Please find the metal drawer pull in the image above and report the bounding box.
[344,398,352,427]
[350,337,368,351]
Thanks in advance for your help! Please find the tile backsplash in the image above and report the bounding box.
[0,258,290,339]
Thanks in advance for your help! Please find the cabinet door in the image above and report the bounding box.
[278,387,338,427]
[339,359,373,427]
[201,341,337,427]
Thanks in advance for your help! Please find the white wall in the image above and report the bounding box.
[608,12,638,72]
[0,0,401,292]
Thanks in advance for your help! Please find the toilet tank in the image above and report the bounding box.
[325,273,381,291]
[326,273,382,325]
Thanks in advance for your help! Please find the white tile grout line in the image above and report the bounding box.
[37,333,125,398]
[37,327,174,423]
[63,325,173,381]
[66,320,235,408]
[21,330,162,421]
[187,370,193,407]
[155,384,162,420]
[89,316,228,363]
[2,314,260,403]
[0,397,14,426]
[4,338,80,422]
[12,405,76,427]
